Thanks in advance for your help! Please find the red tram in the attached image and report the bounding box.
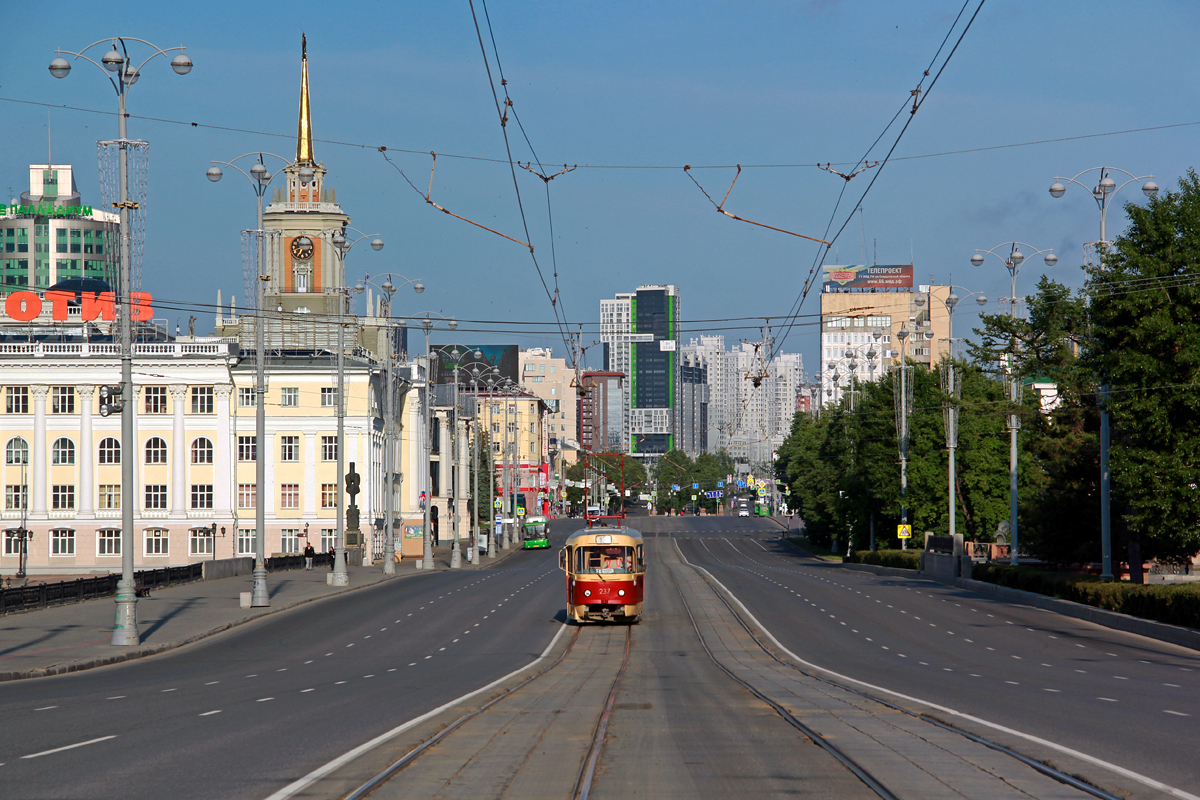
[558,527,645,624]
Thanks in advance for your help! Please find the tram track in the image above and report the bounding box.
[673,537,1121,800]
[341,622,633,800]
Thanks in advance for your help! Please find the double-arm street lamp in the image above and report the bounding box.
[971,243,1056,566]
[359,274,424,574]
[1049,167,1158,580]
[410,313,458,570]
[325,227,383,585]
[447,351,493,564]
[51,37,192,647]
[942,289,988,541]
[207,152,289,606]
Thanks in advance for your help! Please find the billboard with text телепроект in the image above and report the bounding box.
[822,264,913,290]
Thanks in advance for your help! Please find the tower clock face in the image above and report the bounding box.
[291,236,314,260]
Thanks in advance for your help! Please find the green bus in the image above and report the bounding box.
[522,515,551,549]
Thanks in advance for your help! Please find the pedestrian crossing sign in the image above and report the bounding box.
[897,524,912,539]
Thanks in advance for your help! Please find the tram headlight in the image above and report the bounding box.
[583,590,591,597]
[618,590,625,597]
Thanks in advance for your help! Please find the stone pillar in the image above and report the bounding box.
[30,385,48,516]
[79,385,95,516]
[170,384,188,518]
[214,385,233,516]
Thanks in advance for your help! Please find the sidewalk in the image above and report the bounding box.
[0,542,520,682]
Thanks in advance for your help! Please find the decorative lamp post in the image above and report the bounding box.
[207,151,289,606]
[970,243,1056,565]
[895,325,912,549]
[413,312,457,569]
[1049,167,1158,580]
[326,226,383,585]
[358,274,423,574]
[941,288,987,541]
[51,36,192,646]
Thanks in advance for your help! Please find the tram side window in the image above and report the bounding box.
[575,546,634,574]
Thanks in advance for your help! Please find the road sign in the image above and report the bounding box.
[704,490,724,499]
[517,507,526,517]
[494,499,502,509]
[737,480,745,488]
[672,484,680,491]
[691,494,697,500]
[692,483,699,489]
[717,481,724,488]
[897,524,912,539]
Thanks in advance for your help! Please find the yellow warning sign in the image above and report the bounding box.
[897,524,912,539]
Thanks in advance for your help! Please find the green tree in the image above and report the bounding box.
[1086,169,1200,565]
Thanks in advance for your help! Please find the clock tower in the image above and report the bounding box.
[261,34,352,318]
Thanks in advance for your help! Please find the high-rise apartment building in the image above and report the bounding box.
[599,285,680,462]
[519,347,578,465]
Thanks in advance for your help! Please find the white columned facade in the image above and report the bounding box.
[78,385,95,516]
[170,384,188,518]
[30,385,48,516]
[214,385,233,515]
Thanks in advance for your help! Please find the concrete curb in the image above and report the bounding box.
[0,544,525,683]
[818,559,1200,654]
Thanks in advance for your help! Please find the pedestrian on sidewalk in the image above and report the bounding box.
[328,545,336,569]
[303,543,315,570]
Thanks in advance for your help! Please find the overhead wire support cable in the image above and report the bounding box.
[684,165,830,244]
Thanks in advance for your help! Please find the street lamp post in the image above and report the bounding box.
[414,313,457,570]
[207,152,289,606]
[326,226,383,585]
[453,355,491,563]
[942,288,988,541]
[970,243,1057,566]
[895,325,912,549]
[483,374,500,557]
[51,37,192,646]
[1050,167,1158,580]
[358,274,424,574]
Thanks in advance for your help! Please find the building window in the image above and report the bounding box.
[98,529,121,556]
[238,484,257,509]
[6,485,27,510]
[6,387,28,414]
[98,437,120,464]
[145,484,167,509]
[320,529,336,551]
[866,315,892,328]
[144,386,168,414]
[52,437,75,465]
[6,437,29,465]
[98,484,120,510]
[191,437,214,465]
[190,484,214,509]
[281,387,299,407]
[50,528,75,556]
[280,436,299,462]
[238,387,256,407]
[145,437,167,464]
[51,386,75,414]
[237,529,255,555]
[191,386,214,414]
[189,528,213,556]
[52,484,75,510]
[280,484,299,509]
[238,436,257,462]
[321,436,337,461]
[321,483,337,509]
[145,529,169,556]
[320,387,337,407]
[280,529,300,553]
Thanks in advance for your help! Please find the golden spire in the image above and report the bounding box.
[296,34,315,165]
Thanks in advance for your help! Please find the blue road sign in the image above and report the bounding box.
[717,481,724,488]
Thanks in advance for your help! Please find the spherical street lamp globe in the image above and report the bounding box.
[206,166,223,183]
[970,253,984,267]
[170,54,193,75]
[1143,180,1159,198]
[946,291,960,310]
[48,57,71,78]
[371,238,384,251]
[1049,181,1066,198]
[414,282,425,294]
[1044,252,1058,267]
[101,47,124,72]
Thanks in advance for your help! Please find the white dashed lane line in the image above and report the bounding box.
[21,735,117,759]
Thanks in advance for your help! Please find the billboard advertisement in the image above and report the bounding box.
[431,344,519,385]
[822,264,913,290]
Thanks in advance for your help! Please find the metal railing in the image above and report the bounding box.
[0,564,203,616]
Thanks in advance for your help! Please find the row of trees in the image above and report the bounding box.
[777,170,1200,568]
[652,449,738,514]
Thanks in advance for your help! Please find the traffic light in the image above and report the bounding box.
[99,385,124,417]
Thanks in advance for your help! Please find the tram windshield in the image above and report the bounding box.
[574,546,635,575]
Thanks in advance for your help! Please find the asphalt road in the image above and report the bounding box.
[655,515,1200,796]
[0,546,565,800]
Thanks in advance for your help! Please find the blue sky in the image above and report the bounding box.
[2,1,1197,374]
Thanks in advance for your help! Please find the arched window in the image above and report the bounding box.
[5,437,29,465]
[52,437,75,465]
[98,437,121,464]
[191,437,214,465]
[145,437,168,464]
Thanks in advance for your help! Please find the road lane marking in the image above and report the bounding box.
[200,710,222,716]
[161,688,177,692]
[107,696,125,700]
[22,736,117,759]
[1098,697,1117,702]
[34,706,57,711]
[205,681,220,685]
[677,541,1200,800]
[258,698,274,702]
[301,689,315,693]
[263,622,569,800]
[1163,710,1190,717]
